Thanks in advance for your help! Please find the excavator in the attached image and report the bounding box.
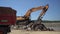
[17,4,49,25]
[17,4,53,31]
[16,4,54,31]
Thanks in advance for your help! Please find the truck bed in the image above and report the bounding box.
[0,7,16,25]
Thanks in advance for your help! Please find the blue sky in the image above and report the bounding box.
[0,0,60,20]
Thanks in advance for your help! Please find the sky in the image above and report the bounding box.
[0,0,60,20]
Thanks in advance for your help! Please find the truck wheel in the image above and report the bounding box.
[7,26,11,33]
[3,32,7,34]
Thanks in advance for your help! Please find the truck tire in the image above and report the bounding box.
[7,26,11,33]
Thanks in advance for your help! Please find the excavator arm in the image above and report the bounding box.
[17,4,49,20]
[37,4,49,23]
[40,4,49,18]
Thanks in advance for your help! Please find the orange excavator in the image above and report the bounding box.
[17,5,48,20]
[16,4,49,26]
[16,4,54,31]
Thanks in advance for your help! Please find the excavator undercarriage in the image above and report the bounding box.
[16,4,54,31]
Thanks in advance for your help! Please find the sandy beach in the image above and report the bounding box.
[9,30,60,34]
[9,22,60,34]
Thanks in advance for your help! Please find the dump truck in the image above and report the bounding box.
[0,7,16,34]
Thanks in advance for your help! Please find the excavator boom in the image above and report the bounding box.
[24,6,43,19]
